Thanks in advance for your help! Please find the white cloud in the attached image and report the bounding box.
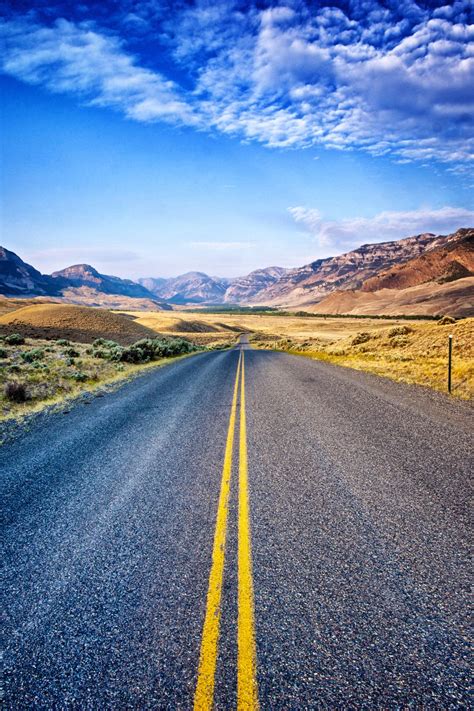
[1,17,197,126]
[1,3,473,170]
[288,205,474,250]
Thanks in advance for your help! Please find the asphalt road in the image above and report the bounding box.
[2,343,472,709]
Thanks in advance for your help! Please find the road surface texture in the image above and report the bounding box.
[2,342,472,709]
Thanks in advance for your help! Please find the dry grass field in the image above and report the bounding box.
[0,303,158,345]
[0,301,471,412]
[128,309,474,398]
[251,317,474,400]
[125,309,404,342]
[0,296,54,316]
[0,302,211,423]
[0,333,206,423]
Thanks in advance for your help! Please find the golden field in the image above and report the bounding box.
[126,309,474,399]
[0,301,471,416]
[124,309,404,342]
[250,317,474,399]
[0,303,158,345]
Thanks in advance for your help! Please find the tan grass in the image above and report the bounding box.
[0,336,200,422]
[251,317,474,399]
[0,303,158,345]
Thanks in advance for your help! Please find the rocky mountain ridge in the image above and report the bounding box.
[52,264,156,300]
[138,272,231,304]
[0,246,65,297]
[250,230,469,307]
[139,266,288,304]
[1,227,472,315]
[361,228,473,292]
[0,252,167,310]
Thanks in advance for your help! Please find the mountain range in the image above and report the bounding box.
[1,227,472,316]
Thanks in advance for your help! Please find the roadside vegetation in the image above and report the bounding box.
[0,299,471,423]
[0,334,208,420]
[251,317,474,399]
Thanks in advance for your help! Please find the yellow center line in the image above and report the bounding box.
[194,350,242,711]
[237,350,259,710]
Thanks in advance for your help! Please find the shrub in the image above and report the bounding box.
[107,346,125,361]
[4,381,28,402]
[437,315,456,325]
[56,339,70,346]
[388,325,413,337]
[351,332,371,346]
[119,343,149,363]
[390,336,409,348]
[21,348,45,363]
[93,348,108,359]
[69,371,87,382]
[93,338,119,348]
[5,333,25,345]
[8,364,21,373]
[0,347,7,358]
[117,337,198,363]
[63,347,80,358]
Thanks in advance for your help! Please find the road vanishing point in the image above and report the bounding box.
[2,337,472,708]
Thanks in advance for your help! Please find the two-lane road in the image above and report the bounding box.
[1,344,472,708]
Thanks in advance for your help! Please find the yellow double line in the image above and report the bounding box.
[194,349,259,710]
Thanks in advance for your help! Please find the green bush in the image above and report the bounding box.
[107,346,125,361]
[93,338,119,348]
[119,337,198,363]
[4,381,28,402]
[0,347,7,358]
[119,343,149,363]
[56,339,70,346]
[21,348,45,363]
[89,336,199,364]
[93,349,108,359]
[63,347,80,357]
[69,371,87,382]
[5,333,25,345]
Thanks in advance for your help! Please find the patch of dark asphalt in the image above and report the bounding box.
[1,348,471,708]
[246,350,472,708]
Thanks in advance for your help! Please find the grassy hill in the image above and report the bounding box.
[0,303,158,345]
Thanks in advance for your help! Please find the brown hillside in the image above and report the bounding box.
[309,277,474,317]
[362,230,473,292]
[0,304,158,344]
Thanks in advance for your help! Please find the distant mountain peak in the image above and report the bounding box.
[0,249,167,309]
[51,264,102,281]
[246,228,473,308]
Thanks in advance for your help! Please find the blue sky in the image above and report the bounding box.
[1,0,473,278]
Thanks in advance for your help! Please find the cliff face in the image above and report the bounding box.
[223,267,287,303]
[2,227,473,316]
[250,231,464,307]
[360,229,473,292]
[51,264,157,299]
[0,247,65,296]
